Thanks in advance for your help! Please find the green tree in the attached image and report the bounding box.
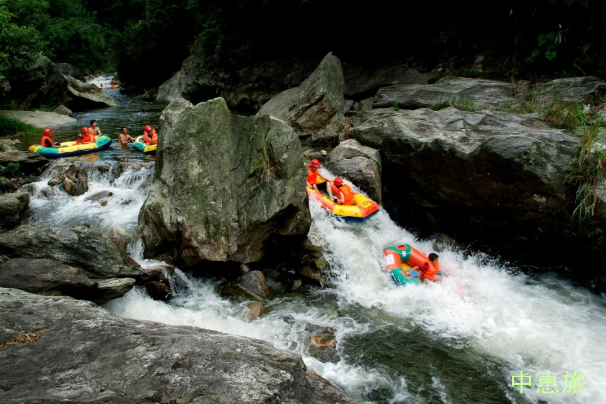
[0,6,44,70]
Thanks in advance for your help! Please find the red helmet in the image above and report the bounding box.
[144,125,152,132]
[310,158,321,168]
[81,127,89,134]
[333,178,344,187]
[43,129,53,136]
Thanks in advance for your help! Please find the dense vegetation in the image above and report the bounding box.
[3,0,606,89]
[1,0,111,71]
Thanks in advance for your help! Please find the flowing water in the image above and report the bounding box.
[21,88,606,404]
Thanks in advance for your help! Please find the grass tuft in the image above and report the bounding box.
[0,115,42,137]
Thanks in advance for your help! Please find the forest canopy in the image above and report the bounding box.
[2,0,606,86]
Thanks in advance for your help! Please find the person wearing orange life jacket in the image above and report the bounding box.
[77,127,95,144]
[412,253,442,282]
[40,128,60,147]
[143,125,158,145]
[330,177,355,206]
[306,158,333,198]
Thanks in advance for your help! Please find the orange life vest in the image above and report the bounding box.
[82,130,94,143]
[421,261,440,280]
[143,129,158,144]
[336,184,355,206]
[41,135,53,147]
[307,166,319,185]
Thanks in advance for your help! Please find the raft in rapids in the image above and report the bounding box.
[307,178,380,222]
[383,244,441,286]
[29,136,112,159]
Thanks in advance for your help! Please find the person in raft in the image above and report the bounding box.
[411,253,442,282]
[330,177,355,206]
[118,127,135,147]
[143,125,158,145]
[306,158,333,198]
[76,127,95,144]
[41,129,60,147]
[89,120,102,137]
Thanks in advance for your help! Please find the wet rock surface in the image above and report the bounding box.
[0,288,355,404]
[257,53,345,146]
[0,223,142,279]
[140,97,310,265]
[305,324,338,364]
[0,192,29,229]
[219,270,274,301]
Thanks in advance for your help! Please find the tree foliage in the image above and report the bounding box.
[1,0,111,70]
[0,6,44,70]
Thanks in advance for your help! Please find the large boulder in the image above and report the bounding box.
[351,107,601,265]
[257,53,345,146]
[0,224,142,279]
[0,258,134,304]
[53,105,72,116]
[343,62,437,98]
[0,288,355,404]
[0,192,29,229]
[219,270,274,301]
[6,56,68,108]
[373,78,528,110]
[65,75,117,110]
[326,139,382,203]
[140,97,310,265]
[534,76,606,105]
[55,63,85,81]
[0,149,49,175]
[156,55,225,104]
[0,110,76,127]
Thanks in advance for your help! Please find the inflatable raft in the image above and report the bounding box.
[132,136,157,155]
[29,136,112,159]
[383,244,441,286]
[307,178,380,221]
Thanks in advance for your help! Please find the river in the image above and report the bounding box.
[21,79,606,404]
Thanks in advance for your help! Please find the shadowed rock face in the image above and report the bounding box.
[140,97,310,265]
[351,107,606,266]
[0,192,29,229]
[65,75,117,111]
[374,78,528,110]
[0,223,142,279]
[0,288,356,404]
[327,139,382,203]
[257,53,345,145]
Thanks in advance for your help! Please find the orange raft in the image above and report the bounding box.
[383,244,440,286]
[307,178,380,222]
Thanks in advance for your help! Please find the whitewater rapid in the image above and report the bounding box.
[23,162,606,404]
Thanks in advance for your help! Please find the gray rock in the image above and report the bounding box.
[257,53,345,145]
[219,270,274,301]
[0,258,97,297]
[65,75,117,111]
[374,77,528,110]
[432,233,461,252]
[352,107,583,256]
[327,139,382,203]
[534,76,606,105]
[0,192,29,228]
[85,190,113,203]
[4,56,69,108]
[0,110,76,127]
[352,97,374,112]
[53,104,72,116]
[305,324,338,364]
[139,97,310,264]
[0,223,142,279]
[108,226,134,256]
[143,280,172,301]
[95,278,136,304]
[0,177,18,193]
[0,150,48,175]
[62,170,88,196]
[156,55,225,103]
[0,288,355,404]
[343,62,437,98]
[55,63,85,81]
